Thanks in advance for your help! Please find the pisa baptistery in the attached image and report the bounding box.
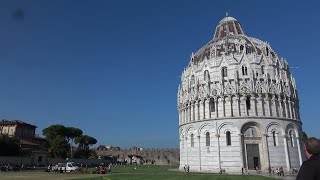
[177,15,305,173]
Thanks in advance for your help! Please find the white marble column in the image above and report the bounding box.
[265,97,272,117]
[215,97,218,118]
[191,103,194,121]
[189,105,192,122]
[252,95,257,116]
[195,102,199,121]
[205,99,210,119]
[229,96,233,117]
[185,136,189,166]
[296,136,303,165]
[283,98,288,118]
[271,97,276,117]
[278,98,283,117]
[263,134,270,171]
[199,100,204,120]
[283,135,291,171]
[198,135,201,171]
[236,95,241,117]
[259,95,264,116]
[238,134,244,168]
[222,97,226,117]
[292,101,296,120]
[216,134,221,171]
[288,98,293,119]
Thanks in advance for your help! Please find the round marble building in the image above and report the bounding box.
[177,16,305,173]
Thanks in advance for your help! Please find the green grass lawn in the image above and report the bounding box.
[77,165,277,180]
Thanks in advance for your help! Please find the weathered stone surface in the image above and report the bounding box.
[178,16,305,173]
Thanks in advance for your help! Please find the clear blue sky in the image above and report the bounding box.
[0,0,319,148]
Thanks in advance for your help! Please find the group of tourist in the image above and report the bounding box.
[183,164,189,173]
[271,167,284,176]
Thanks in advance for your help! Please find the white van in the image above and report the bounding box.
[52,162,79,172]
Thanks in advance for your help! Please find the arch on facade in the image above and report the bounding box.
[186,125,197,136]
[265,122,284,135]
[285,123,299,136]
[198,123,215,135]
[218,122,239,134]
[240,121,263,137]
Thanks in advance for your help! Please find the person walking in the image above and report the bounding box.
[296,137,320,180]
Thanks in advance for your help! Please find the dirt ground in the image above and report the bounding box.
[0,171,104,180]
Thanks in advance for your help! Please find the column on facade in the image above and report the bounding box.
[236,95,241,117]
[185,107,188,123]
[199,100,204,120]
[242,96,248,116]
[263,134,270,171]
[190,102,194,122]
[296,135,303,165]
[244,140,248,170]
[205,99,210,119]
[185,136,189,166]
[203,100,206,120]
[283,135,291,171]
[271,96,277,117]
[251,95,257,116]
[195,101,199,121]
[189,104,192,122]
[198,135,201,171]
[182,109,185,124]
[215,97,218,118]
[216,134,221,170]
[283,98,288,118]
[258,95,264,116]
[238,134,244,168]
[291,101,296,120]
[265,96,271,117]
[222,97,226,117]
[178,110,181,124]
[288,98,293,119]
[278,98,283,118]
[229,96,233,117]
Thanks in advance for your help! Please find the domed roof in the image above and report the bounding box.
[191,16,275,64]
[214,16,244,40]
[219,16,237,23]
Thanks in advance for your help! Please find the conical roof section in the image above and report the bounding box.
[213,16,245,40]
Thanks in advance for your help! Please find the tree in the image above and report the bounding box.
[43,125,67,140]
[66,127,83,158]
[43,125,69,158]
[74,135,97,159]
[0,134,20,156]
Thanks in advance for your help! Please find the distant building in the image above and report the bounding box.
[177,15,305,172]
[0,119,36,138]
[96,145,179,165]
[0,119,46,154]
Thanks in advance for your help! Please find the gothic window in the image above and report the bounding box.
[204,70,210,82]
[266,47,269,56]
[261,66,265,75]
[222,67,228,77]
[191,75,195,86]
[242,66,248,76]
[209,98,215,112]
[191,134,194,147]
[206,132,210,146]
[289,130,294,147]
[272,131,277,146]
[246,96,251,110]
[226,131,231,146]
